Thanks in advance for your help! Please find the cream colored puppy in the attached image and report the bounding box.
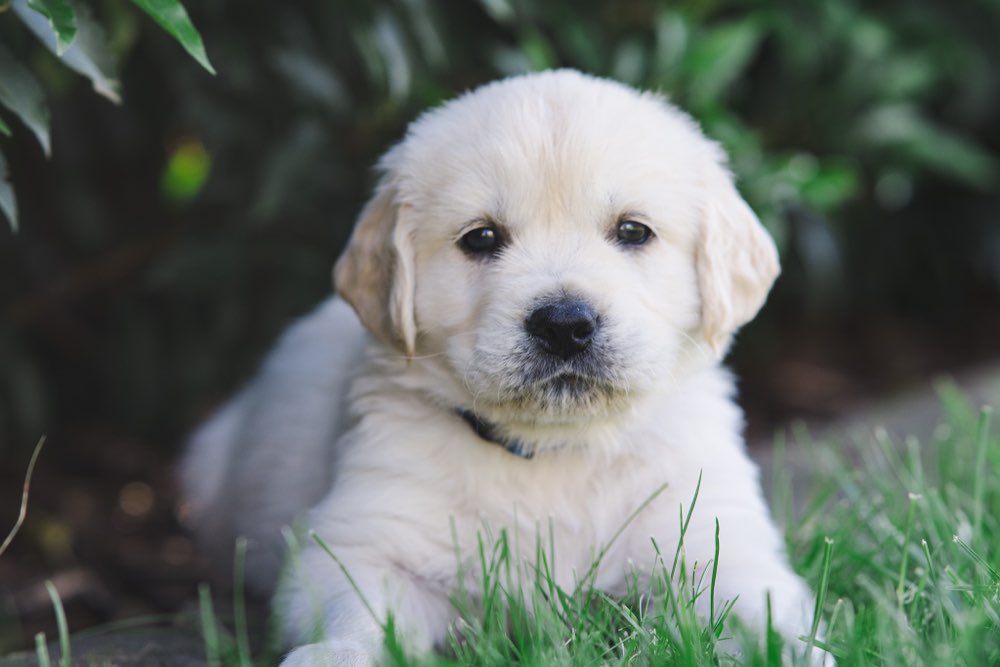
[182,70,825,665]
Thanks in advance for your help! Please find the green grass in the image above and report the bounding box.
[17,389,994,664]
[196,389,997,665]
[195,389,999,666]
[17,390,997,665]
[11,387,991,666]
[779,396,1000,667]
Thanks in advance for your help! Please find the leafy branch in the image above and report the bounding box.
[0,0,214,231]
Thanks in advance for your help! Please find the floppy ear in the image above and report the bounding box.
[333,177,417,356]
[696,158,780,356]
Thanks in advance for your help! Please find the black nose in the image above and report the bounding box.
[525,299,599,360]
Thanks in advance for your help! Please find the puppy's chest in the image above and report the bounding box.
[450,453,672,583]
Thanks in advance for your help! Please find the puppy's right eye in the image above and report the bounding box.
[460,225,502,257]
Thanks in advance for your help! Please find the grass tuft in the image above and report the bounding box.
[203,391,999,666]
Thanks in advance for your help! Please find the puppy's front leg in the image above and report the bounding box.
[277,543,452,667]
[280,640,376,667]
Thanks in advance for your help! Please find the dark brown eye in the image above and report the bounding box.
[460,225,502,256]
[616,220,653,246]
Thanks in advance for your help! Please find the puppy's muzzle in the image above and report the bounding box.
[525,297,599,360]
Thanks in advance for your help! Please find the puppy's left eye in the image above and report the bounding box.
[616,220,653,246]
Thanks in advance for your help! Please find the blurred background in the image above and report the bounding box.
[1,0,999,654]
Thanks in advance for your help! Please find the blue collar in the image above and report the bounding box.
[455,408,534,459]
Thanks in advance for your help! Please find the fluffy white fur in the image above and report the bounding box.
[182,70,827,666]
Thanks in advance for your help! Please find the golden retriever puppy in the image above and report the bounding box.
[182,70,827,666]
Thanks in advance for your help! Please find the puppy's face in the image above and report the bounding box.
[335,71,779,435]
[405,114,703,425]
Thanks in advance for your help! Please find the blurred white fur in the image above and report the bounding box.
[182,70,829,666]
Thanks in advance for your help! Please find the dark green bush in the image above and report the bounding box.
[1,0,998,450]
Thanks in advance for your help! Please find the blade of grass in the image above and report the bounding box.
[576,481,669,604]
[971,406,992,547]
[805,536,833,658]
[0,435,46,557]
[670,472,702,582]
[953,535,999,583]
[710,518,720,631]
[198,583,222,667]
[765,593,781,666]
[232,537,251,667]
[310,530,385,630]
[896,493,920,603]
[34,632,51,667]
[771,430,793,528]
[44,581,69,667]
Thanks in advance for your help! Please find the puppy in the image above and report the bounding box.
[182,70,825,665]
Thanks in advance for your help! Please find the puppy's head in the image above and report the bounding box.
[335,70,778,438]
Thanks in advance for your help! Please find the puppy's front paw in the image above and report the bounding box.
[279,640,376,667]
[802,645,837,667]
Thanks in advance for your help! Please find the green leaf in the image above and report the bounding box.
[686,18,764,107]
[0,115,10,137]
[858,105,999,189]
[27,0,77,54]
[372,12,410,101]
[0,42,51,154]
[651,9,689,85]
[801,163,859,211]
[477,0,515,25]
[14,0,122,103]
[128,0,215,74]
[0,150,18,232]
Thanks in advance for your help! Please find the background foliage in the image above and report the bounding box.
[1,0,999,450]
[1,0,999,654]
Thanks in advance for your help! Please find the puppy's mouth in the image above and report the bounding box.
[498,352,631,417]
[454,367,630,456]
[460,334,634,422]
[522,349,617,389]
[534,370,598,396]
